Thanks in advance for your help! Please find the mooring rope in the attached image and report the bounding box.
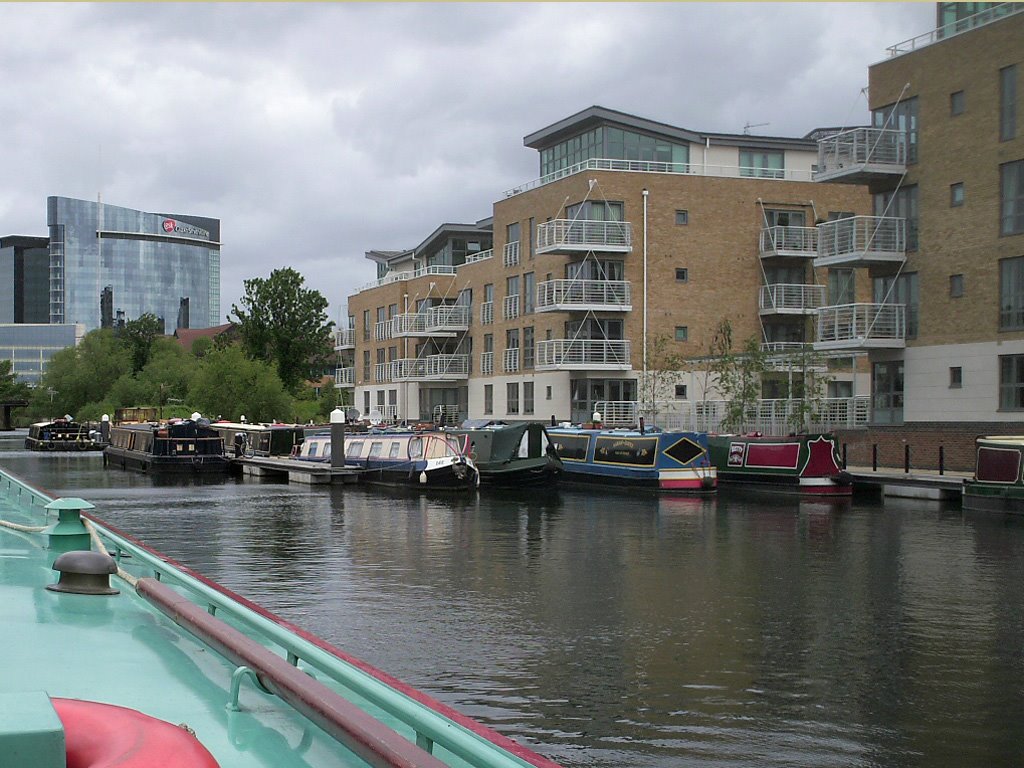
[0,518,47,533]
[83,519,139,588]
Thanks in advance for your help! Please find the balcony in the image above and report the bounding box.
[333,327,355,350]
[536,339,631,371]
[391,355,470,381]
[815,303,905,350]
[814,216,906,268]
[425,305,470,334]
[334,366,355,388]
[503,241,520,268]
[462,248,493,266]
[389,312,427,337]
[536,279,632,312]
[503,294,520,321]
[759,226,818,259]
[535,219,632,255]
[503,348,520,373]
[480,301,494,325]
[374,321,391,341]
[814,128,907,184]
[480,351,494,375]
[759,284,826,315]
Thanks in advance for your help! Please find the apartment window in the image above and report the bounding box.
[1001,65,1017,142]
[523,326,535,369]
[524,272,535,314]
[528,217,535,259]
[1000,355,1024,409]
[873,96,918,163]
[1002,161,1024,236]
[674,384,688,399]
[872,361,904,424]
[874,273,919,338]
[507,275,519,298]
[950,90,965,116]
[507,382,520,415]
[376,306,386,324]
[740,149,784,179]
[507,221,521,245]
[675,210,689,225]
[363,391,370,414]
[546,386,552,400]
[828,269,855,304]
[1000,256,1024,329]
[674,326,688,342]
[950,367,962,389]
[362,350,371,380]
[950,273,965,298]
[765,209,807,227]
[951,182,965,207]
[483,384,493,414]
[523,382,535,415]
[874,185,918,250]
[387,303,397,319]
[675,268,689,282]
[566,200,624,222]
[362,309,371,341]
[484,283,494,302]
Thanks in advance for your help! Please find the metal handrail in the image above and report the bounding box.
[536,219,632,252]
[536,279,631,309]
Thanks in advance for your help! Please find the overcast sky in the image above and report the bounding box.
[0,2,936,324]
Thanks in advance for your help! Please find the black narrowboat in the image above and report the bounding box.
[103,417,229,474]
[25,418,105,451]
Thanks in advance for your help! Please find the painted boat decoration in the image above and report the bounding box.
[707,433,852,495]
[103,416,230,475]
[24,417,105,451]
[0,465,563,768]
[297,429,479,490]
[963,435,1024,513]
[444,420,562,487]
[210,421,306,458]
[546,426,716,493]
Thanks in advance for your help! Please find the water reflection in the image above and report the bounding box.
[3,439,1024,767]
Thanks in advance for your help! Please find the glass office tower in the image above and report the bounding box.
[47,196,221,332]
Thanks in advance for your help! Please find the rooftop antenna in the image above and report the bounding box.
[743,121,770,135]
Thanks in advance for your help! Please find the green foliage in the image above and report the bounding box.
[187,345,293,422]
[317,378,339,421]
[709,319,767,432]
[190,336,213,358]
[0,359,30,402]
[228,268,335,391]
[37,329,132,419]
[121,313,165,373]
[639,333,686,426]
[775,345,834,432]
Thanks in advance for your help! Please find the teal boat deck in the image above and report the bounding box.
[0,467,556,768]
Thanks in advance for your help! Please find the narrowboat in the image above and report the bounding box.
[0,465,564,768]
[963,435,1024,513]
[210,421,306,458]
[297,429,479,490]
[24,417,105,451]
[103,416,230,474]
[707,433,852,495]
[546,426,716,493]
[444,420,562,486]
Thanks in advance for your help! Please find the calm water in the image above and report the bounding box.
[3,435,1023,768]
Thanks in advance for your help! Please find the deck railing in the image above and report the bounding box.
[816,216,906,263]
[333,327,355,349]
[503,348,520,373]
[759,226,818,257]
[334,367,355,387]
[815,128,906,178]
[631,396,871,433]
[536,279,632,310]
[535,219,632,253]
[536,339,631,369]
[759,283,826,313]
[503,241,520,268]
[816,303,906,345]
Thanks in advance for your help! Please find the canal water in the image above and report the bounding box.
[3,436,1023,768]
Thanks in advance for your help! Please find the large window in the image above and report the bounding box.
[524,272,535,314]
[484,384,493,415]
[523,382,535,415]
[828,269,856,304]
[874,273,919,338]
[523,326,535,369]
[872,361,904,424]
[566,200,623,222]
[1000,355,1024,409]
[763,209,806,227]
[873,97,918,163]
[507,382,519,415]
[1001,65,1017,142]
[506,221,520,245]
[874,185,919,250]
[1000,256,1024,330]
[740,149,784,179]
[539,126,689,177]
[1002,160,1024,236]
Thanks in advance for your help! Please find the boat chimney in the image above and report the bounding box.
[46,550,119,596]
[330,408,346,470]
[639,417,645,435]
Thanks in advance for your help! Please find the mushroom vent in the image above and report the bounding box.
[46,550,120,596]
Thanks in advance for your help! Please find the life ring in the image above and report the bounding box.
[52,698,221,768]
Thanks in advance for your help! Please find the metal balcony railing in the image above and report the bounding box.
[814,128,907,183]
[815,303,906,349]
[503,348,520,373]
[636,397,871,434]
[374,321,391,341]
[357,265,456,293]
[536,339,631,370]
[503,294,520,320]
[815,216,906,267]
[333,327,355,349]
[462,248,493,265]
[389,313,427,337]
[480,301,494,325]
[425,304,470,333]
[374,362,390,382]
[536,279,632,312]
[535,219,632,254]
[480,351,494,375]
[887,3,1022,57]
[759,226,818,258]
[503,241,520,268]
[759,283,826,314]
[334,367,355,387]
[593,401,639,427]
[390,355,470,381]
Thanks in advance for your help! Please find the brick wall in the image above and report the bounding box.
[835,422,1024,472]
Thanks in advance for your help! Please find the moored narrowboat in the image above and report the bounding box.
[25,417,105,451]
[546,426,716,493]
[297,429,479,490]
[103,417,230,474]
[210,421,306,458]
[963,435,1024,513]
[445,420,562,487]
[707,433,852,495]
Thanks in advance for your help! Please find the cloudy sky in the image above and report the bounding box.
[0,2,936,323]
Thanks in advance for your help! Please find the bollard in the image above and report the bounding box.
[330,408,346,471]
[842,443,848,469]
[939,445,945,476]
[872,443,878,472]
[904,444,910,474]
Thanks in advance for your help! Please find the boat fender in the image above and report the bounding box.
[832,470,854,487]
[53,697,221,768]
[700,475,715,490]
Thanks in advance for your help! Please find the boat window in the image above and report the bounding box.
[346,441,363,457]
[409,437,423,458]
[369,442,383,458]
[445,436,463,455]
[389,442,401,458]
[307,443,318,457]
[323,444,331,458]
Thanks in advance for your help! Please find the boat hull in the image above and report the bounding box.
[964,437,1024,513]
[708,434,851,496]
[104,445,231,475]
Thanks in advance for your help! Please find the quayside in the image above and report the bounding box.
[0,464,560,768]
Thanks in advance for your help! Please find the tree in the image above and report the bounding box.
[229,268,335,391]
[37,329,132,419]
[121,313,165,373]
[638,333,687,428]
[708,319,767,433]
[188,345,293,422]
[0,359,30,402]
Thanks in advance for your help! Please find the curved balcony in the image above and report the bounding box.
[814,127,907,184]
[535,219,632,255]
[759,284,826,315]
[333,328,355,350]
[759,226,818,259]
[334,366,355,388]
[536,339,631,371]
[814,303,905,350]
[536,279,632,312]
[503,241,520,268]
[814,216,906,268]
